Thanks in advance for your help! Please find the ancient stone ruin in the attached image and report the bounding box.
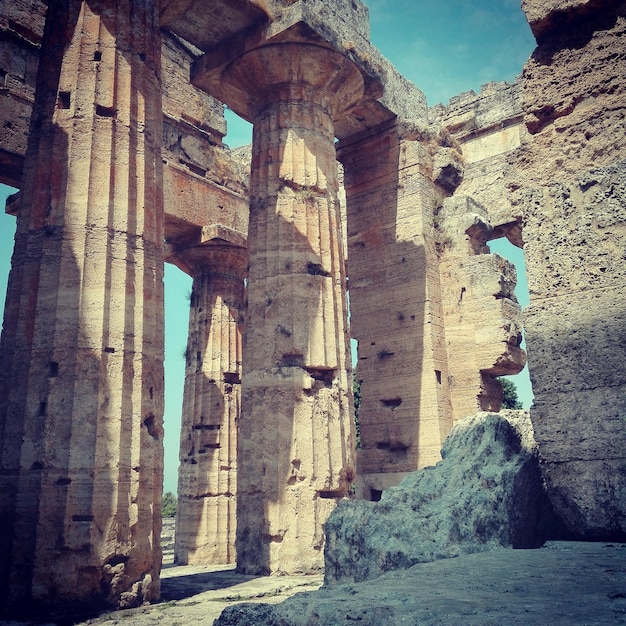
[0,0,624,619]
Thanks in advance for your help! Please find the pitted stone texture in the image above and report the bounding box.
[506,0,626,541]
[323,411,555,585]
[520,164,626,301]
[515,5,626,173]
[522,0,604,41]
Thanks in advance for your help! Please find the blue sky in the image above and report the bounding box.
[0,1,536,493]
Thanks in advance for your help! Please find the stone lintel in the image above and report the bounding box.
[4,190,20,216]
[200,224,247,248]
[168,225,248,278]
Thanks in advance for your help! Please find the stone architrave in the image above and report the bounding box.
[203,42,363,575]
[0,0,164,615]
[171,238,247,565]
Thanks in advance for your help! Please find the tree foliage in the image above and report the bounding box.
[499,377,523,410]
[162,491,177,518]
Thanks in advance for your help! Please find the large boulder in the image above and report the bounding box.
[324,410,559,584]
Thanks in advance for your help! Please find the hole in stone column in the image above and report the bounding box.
[38,401,47,416]
[95,104,117,118]
[93,51,102,62]
[223,371,241,384]
[304,366,336,386]
[104,346,115,353]
[57,91,70,109]
[318,490,344,499]
[370,489,382,502]
[281,353,304,367]
[435,370,442,384]
[380,397,402,408]
[143,414,159,440]
[487,235,534,409]
[106,554,129,567]
[306,262,331,277]
[49,361,59,377]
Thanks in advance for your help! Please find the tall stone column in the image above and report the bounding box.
[170,238,246,565]
[219,44,363,574]
[0,0,164,616]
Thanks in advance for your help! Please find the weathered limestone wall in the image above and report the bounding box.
[338,123,453,495]
[0,0,45,187]
[436,195,526,420]
[431,0,626,537]
[511,0,626,538]
[0,0,164,614]
[427,82,528,422]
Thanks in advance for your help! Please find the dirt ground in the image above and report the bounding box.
[3,539,623,626]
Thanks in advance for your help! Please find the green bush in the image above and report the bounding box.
[162,491,177,518]
[499,378,523,410]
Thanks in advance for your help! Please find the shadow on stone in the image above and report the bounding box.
[160,568,260,602]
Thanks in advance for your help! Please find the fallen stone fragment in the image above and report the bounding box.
[323,410,559,585]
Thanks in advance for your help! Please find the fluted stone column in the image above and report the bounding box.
[0,0,164,616]
[171,241,246,565]
[219,44,363,574]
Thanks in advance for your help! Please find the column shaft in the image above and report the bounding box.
[229,45,362,575]
[0,0,164,615]
[174,246,245,565]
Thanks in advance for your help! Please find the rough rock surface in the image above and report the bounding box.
[510,0,626,540]
[212,542,626,626]
[323,411,556,585]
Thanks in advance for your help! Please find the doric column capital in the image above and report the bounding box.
[168,223,248,278]
[171,242,248,279]
[208,42,366,122]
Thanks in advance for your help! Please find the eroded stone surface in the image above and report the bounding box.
[324,411,556,585]
[510,0,626,539]
[213,542,626,626]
